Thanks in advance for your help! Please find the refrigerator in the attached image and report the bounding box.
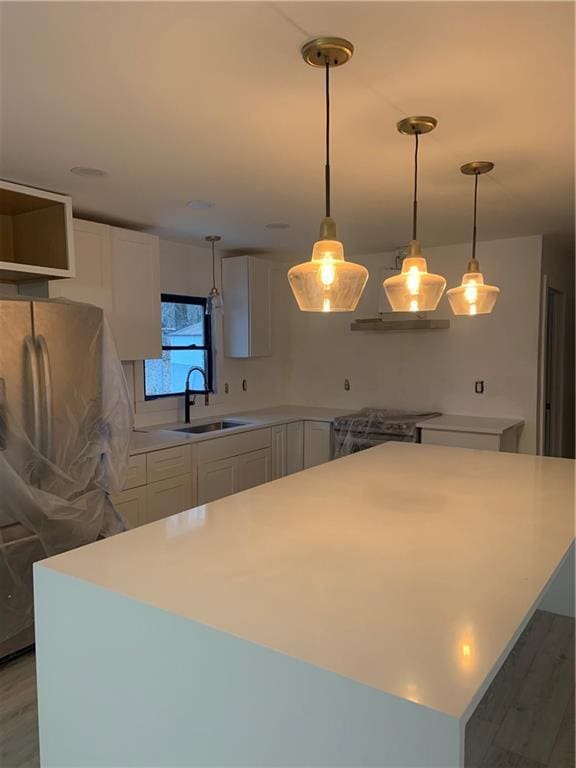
[0,297,132,661]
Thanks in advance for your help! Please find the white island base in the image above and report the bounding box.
[34,444,575,767]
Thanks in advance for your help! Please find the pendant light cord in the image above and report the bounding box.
[211,241,216,290]
[472,172,479,261]
[412,132,419,241]
[325,60,331,219]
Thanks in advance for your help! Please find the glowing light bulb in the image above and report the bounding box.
[464,281,478,304]
[406,265,421,295]
[469,304,477,316]
[462,643,471,658]
[322,297,331,312]
[320,259,336,287]
[410,299,419,312]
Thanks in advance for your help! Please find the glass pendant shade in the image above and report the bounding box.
[447,265,499,316]
[207,288,223,314]
[448,161,500,317]
[383,240,446,312]
[288,234,369,312]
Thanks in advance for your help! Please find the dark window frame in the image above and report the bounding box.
[143,293,213,400]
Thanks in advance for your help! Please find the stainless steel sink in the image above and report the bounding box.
[174,421,248,434]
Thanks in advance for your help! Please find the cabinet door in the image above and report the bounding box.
[286,421,304,475]
[111,485,147,529]
[197,457,237,505]
[237,448,271,492]
[222,255,271,358]
[110,227,161,361]
[49,219,113,314]
[304,421,332,469]
[145,475,193,524]
[248,256,271,357]
[271,424,287,480]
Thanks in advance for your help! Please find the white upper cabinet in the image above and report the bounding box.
[49,219,161,361]
[109,226,161,361]
[49,219,113,313]
[0,180,74,282]
[222,255,271,358]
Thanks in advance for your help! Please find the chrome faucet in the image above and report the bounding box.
[184,366,209,423]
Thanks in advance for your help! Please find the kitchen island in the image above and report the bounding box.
[34,443,574,767]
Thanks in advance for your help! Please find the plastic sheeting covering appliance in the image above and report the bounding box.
[333,408,441,458]
[0,297,132,658]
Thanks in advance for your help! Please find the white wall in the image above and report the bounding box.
[286,235,543,454]
[124,239,290,427]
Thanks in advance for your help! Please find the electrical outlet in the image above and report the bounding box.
[224,382,229,394]
[475,380,485,394]
[344,378,351,391]
[242,379,248,392]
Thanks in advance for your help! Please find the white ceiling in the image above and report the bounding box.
[0,2,573,259]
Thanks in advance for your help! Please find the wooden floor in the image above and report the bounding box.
[0,610,573,767]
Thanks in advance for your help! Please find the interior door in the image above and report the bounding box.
[0,299,36,479]
[31,300,103,467]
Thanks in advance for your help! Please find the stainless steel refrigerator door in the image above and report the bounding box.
[31,300,103,467]
[0,299,38,483]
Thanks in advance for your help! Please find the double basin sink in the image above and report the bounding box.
[173,420,248,435]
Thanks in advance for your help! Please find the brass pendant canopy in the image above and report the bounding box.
[447,162,500,316]
[288,37,368,313]
[383,115,446,312]
[301,37,354,67]
[397,116,438,136]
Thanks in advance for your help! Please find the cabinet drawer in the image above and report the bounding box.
[146,445,192,484]
[145,475,193,524]
[196,428,271,463]
[197,458,237,505]
[420,429,500,451]
[122,453,147,490]
[237,448,271,492]
[111,485,147,529]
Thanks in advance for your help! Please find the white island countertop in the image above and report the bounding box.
[37,443,574,722]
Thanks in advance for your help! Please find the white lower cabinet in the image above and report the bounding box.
[197,448,272,504]
[117,420,335,525]
[286,421,304,475]
[112,485,147,528]
[237,448,271,491]
[304,421,332,468]
[145,475,193,524]
[197,457,237,505]
[271,424,287,480]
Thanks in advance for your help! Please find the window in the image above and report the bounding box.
[144,294,213,399]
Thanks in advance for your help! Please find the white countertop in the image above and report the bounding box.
[129,405,352,455]
[39,443,574,719]
[416,414,524,435]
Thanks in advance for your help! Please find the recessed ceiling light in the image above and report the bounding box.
[187,199,215,209]
[70,166,108,177]
[265,222,290,230]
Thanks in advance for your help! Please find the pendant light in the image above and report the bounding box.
[205,235,223,315]
[447,162,500,316]
[383,117,446,312]
[288,38,368,313]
